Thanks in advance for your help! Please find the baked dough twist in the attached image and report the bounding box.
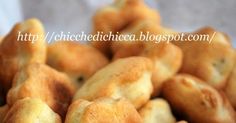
[7,63,76,118]
[65,98,142,123]
[3,98,61,123]
[73,57,153,109]
[139,98,176,123]
[47,41,109,88]
[91,0,160,57]
[173,27,235,89]
[162,74,236,123]
[112,20,182,96]
[0,18,46,94]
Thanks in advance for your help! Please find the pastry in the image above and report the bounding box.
[3,98,61,123]
[0,105,8,123]
[112,20,182,96]
[91,0,160,57]
[65,98,142,123]
[73,57,153,109]
[111,20,177,60]
[7,63,76,117]
[0,18,46,94]
[173,27,235,89]
[139,98,176,123]
[141,42,182,96]
[47,41,109,88]
[224,54,236,108]
[162,74,236,123]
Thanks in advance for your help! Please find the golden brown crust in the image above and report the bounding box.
[162,74,236,123]
[0,105,8,123]
[224,52,236,108]
[141,42,182,96]
[91,0,160,57]
[47,41,109,88]
[111,20,177,60]
[139,98,176,123]
[111,41,145,60]
[111,20,182,96]
[93,0,160,33]
[73,57,153,109]
[0,18,46,94]
[110,20,147,60]
[3,98,61,123]
[65,98,142,123]
[7,63,76,118]
[173,27,235,89]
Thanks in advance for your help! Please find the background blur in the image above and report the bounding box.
[0,0,235,46]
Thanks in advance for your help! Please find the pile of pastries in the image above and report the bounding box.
[0,0,236,123]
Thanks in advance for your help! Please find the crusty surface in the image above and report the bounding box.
[3,98,61,123]
[225,53,236,108]
[47,41,109,88]
[111,40,144,61]
[0,18,46,94]
[91,0,160,56]
[111,20,177,60]
[173,27,235,89]
[141,42,182,96]
[73,57,153,109]
[162,74,236,123]
[139,98,176,123]
[111,20,182,96]
[7,63,76,117]
[65,98,142,123]
[93,0,160,33]
[0,105,8,123]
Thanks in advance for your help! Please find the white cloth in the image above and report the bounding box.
[0,0,22,35]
